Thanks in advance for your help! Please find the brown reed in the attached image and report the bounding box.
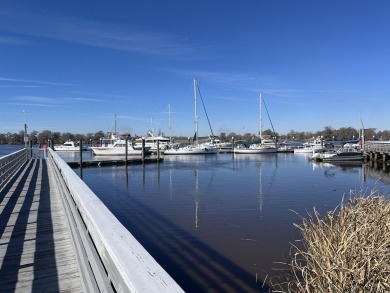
[272,190,390,293]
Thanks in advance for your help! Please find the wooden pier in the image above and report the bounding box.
[0,158,83,292]
[364,141,390,170]
[0,149,183,293]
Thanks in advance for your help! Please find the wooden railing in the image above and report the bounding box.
[364,141,390,154]
[47,148,183,293]
[0,149,28,189]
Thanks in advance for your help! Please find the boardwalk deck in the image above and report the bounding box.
[0,158,83,292]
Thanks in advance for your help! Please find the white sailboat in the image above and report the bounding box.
[164,79,218,155]
[234,92,278,154]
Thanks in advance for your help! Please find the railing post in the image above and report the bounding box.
[79,140,83,178]
[29,140,33,159]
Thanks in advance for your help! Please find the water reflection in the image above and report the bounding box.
[77,153,389,292]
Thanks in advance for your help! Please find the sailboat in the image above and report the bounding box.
[164,79,218,155]
[234,92,278,154]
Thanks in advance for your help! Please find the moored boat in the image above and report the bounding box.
[202,136,232,152]
[164,144,218,155]
[234,142,277,154]
[311,147,364,162]
[54,140,86,151]
[234,93,277,154]
[164,79,218,156]
[135,131,171,153]
[91,139,151,156]
[294,137,332,153]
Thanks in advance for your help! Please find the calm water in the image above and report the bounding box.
[2,146,390,292]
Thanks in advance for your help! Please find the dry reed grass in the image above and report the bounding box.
[272,190,390,293]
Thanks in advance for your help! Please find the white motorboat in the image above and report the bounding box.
[135,131,171,153]
[165,79,218,156]
[202,136,232,151]
[91,139,151,156]
[311,147,364,162]
[294,137,329,153]
[54,140,85,151]
[294,145,325,153]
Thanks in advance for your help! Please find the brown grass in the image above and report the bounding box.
[272,190,390,293]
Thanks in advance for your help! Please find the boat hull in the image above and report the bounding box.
[234,147,277,154]
[54,146,81,152]
[312,148,365,162]
[91,147,147,156]
[322,155,365,162]
[294,147,325,153]
[164,146,218,155]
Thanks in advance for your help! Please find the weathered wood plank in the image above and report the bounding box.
[0,158,83,292]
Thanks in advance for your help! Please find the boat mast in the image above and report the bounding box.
[259,92,262,140]
[360,112,365,149]
[194,79,198,146]
[114,114,116,134]
[169,104,172,143]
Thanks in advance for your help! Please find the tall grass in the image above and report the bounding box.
[273,190,390,292]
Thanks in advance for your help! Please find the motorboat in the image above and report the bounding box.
[135,131,171,153]
[311,148,364,162]
[91,139,151,156]
[294,137,331,153]
[294,145,325,153]
[202,136,233,151]
[54,140,86,151]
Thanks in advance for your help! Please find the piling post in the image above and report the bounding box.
[125,136,128,166]
[232,137,235,152]
[142,138,145,163]
[157,140,160,162]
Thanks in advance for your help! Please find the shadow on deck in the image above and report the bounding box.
[0,159,82,292]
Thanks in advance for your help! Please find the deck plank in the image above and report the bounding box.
[0,159,84,292]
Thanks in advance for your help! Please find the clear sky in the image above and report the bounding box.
[1,0,389,138]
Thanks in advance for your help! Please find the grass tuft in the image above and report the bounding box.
[272,190,390,293]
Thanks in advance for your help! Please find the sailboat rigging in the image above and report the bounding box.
[164,79,218,155]
[234,92,278,154]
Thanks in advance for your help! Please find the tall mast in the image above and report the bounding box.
[194,79,198,146]
[259,92,262,140]
[168,104,172,143]
[114,114,117,135]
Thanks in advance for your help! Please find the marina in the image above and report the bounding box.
[77,150,389,291]
[1,144,390,292]
[2,2,389,291]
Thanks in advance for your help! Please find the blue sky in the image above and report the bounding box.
[1,1,389,138]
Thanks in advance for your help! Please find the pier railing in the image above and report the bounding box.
[47,148,183,293]
[0,148,28,189]
[364,141,390,154]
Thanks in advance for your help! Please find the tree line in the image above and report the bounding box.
[0,126,389,145]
